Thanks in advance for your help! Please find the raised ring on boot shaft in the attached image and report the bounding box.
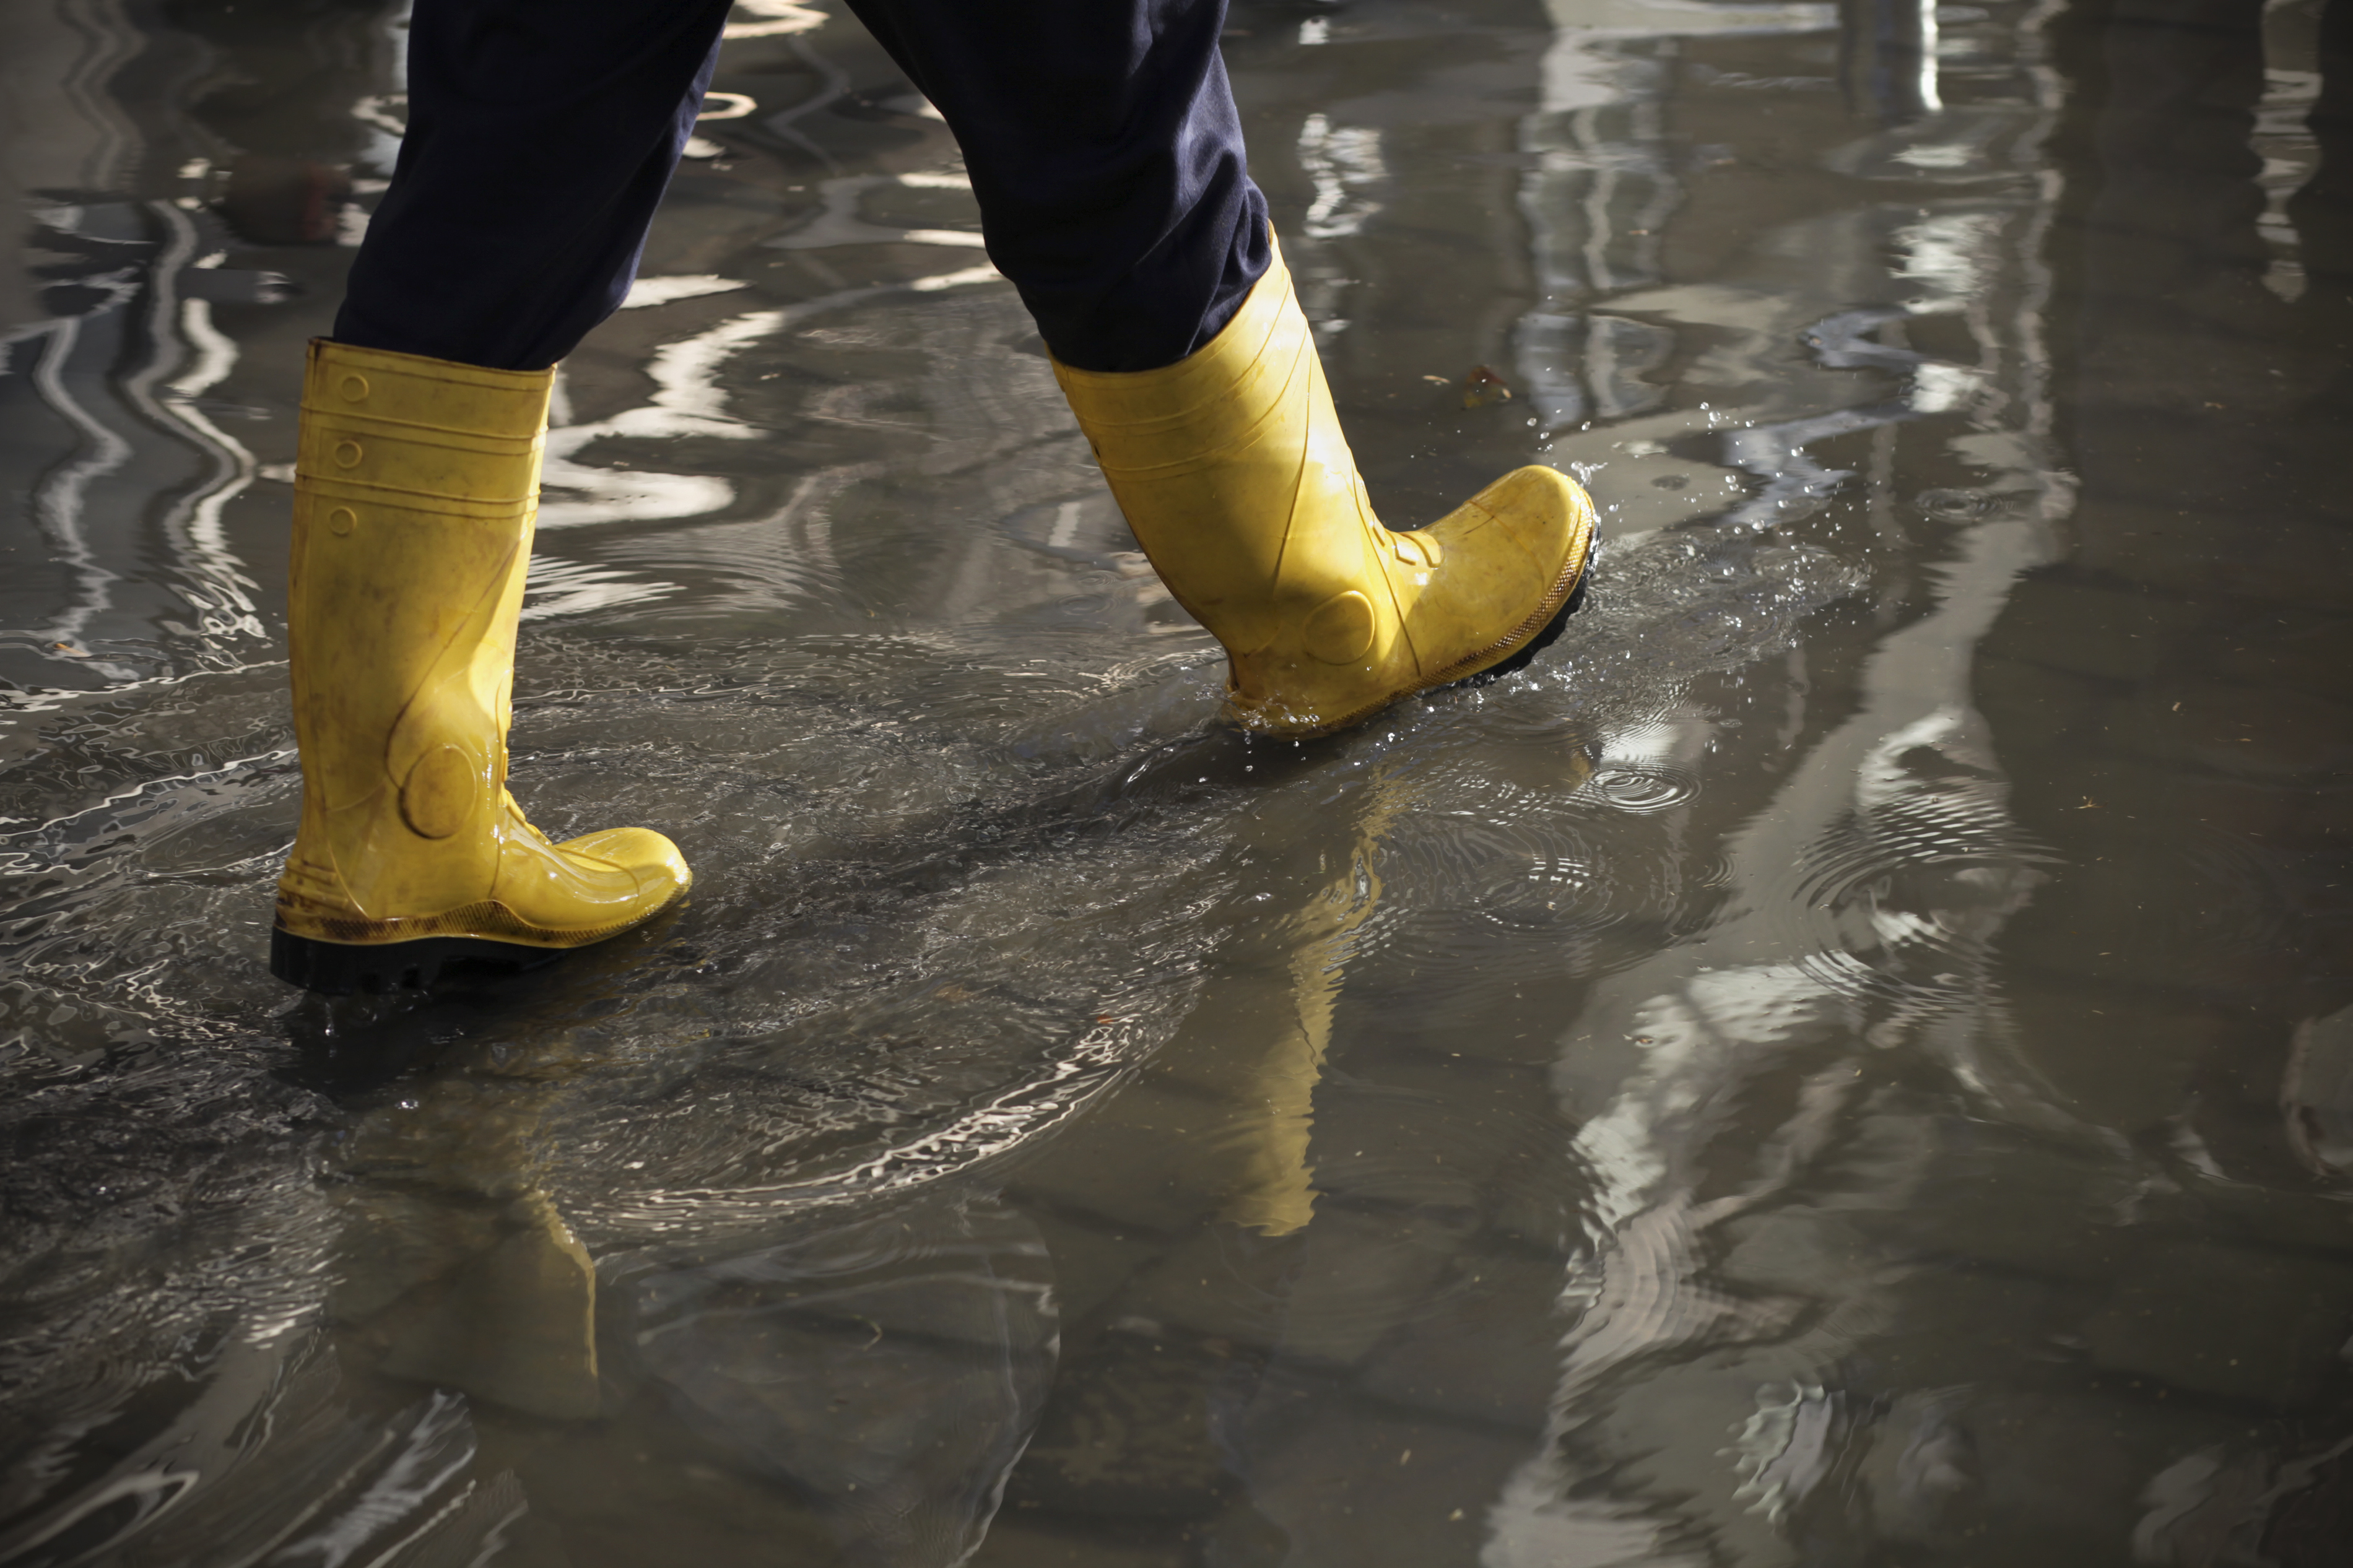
[298,338,549,509]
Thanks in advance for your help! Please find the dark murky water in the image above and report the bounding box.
[6,0,2352,1562]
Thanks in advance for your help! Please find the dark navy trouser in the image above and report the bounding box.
[333,0,1270,373]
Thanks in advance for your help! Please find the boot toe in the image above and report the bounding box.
[1416,464,1595,678]
[1455,464,1593,565]
[560,826,693,905]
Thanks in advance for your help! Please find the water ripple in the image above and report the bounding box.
[1590,765,1700,813]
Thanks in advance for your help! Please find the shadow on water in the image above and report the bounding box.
[5,0,2353,1562]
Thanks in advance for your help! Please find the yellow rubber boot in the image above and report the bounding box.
[271,340,690,992]
[1052,235,1596,739]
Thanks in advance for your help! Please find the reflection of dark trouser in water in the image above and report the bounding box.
[334,0,1269,371]
[271,0,1590,995]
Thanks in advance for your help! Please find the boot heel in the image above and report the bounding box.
[271,927,561,994]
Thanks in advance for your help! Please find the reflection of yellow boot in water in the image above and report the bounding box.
[1220,781,1404,1236]
[333,1072,606,1423]
[1218,966,1331,1239]
[1219,868,1360,1239]
[271,340,690,992]
[346,1190,604,1422]
[1053,235,1596,740]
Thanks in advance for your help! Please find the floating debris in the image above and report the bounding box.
[1461,365,1513,409]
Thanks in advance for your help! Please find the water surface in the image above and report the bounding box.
[4,0,2351,1563]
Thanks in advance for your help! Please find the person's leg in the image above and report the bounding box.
[849,0,1597,737]
[274,0,723,992]
[841,0,1268,373]
[336,0,733,370]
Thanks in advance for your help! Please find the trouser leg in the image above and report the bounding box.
[840,0,1271,371]
[337,0,1264,375]
[334,0,733,371]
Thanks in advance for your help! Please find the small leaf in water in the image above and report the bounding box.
[1462,365,1513,409]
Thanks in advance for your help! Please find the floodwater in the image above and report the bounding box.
[4,0,2351,1562]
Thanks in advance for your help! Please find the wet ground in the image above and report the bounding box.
[6,0,2353,1562]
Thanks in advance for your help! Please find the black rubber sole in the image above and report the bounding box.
[271,926,565,995]
[1456,562,1591,690]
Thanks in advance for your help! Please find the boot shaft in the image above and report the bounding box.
[1051,241,1388,663]
[284,341,552,920]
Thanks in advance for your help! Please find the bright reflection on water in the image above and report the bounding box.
[4,0,2352,1563]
